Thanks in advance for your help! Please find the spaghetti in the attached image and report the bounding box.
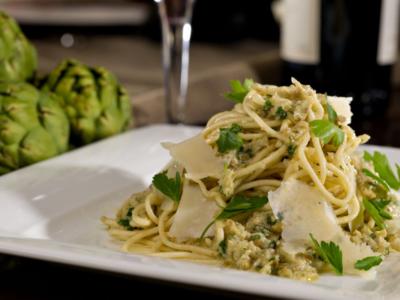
[102,79,400,280]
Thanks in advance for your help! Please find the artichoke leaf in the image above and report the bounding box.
[0,12,37,82]
[0,116,26,144]
[20,127,58,165]
[0,82,70,174]
[39,59,133,145]
[38,93,70,153]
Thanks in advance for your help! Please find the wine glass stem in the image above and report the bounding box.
[158,0,194,124]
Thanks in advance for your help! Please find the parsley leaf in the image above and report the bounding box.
[364,151,373,162]
[362,168,390,191]
[377,209,392,220]
[218,239,227,257]
[152,171,182,203]
[354,256,382,271]
[363,198,386,229]
[371,198,392,220]
[118,218,133,230]
[263,97,273,112]
[364,151,400,190]
[216,123,243,153]
[200,195,268,239]
[224,79,254,103]
[126,207,133,217]
[309,119,344,146]
[216,195,269,220]
[373,199,391,210]
[276,107,287,120]
[288,144,297,158]
[326,101,338,124]
[243,78,254,90]
[118,207,134,230]
[310,234,343,275]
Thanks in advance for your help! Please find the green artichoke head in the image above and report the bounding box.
[40,59,133,145]
[0,11,38,82]
[0,82,70,175]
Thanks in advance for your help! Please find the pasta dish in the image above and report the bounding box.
[102,79,400,281]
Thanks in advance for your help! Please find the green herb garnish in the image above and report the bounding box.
[364,151,373,162]
[216,123,243,153]
[310,234,343,275]
[269,240,277,248]
[362,168,390,191]
[250,233,262,241]
[216,195,269,220]
[309,119,344,146]
[117,207,134,230]
[200,195,268,239]
[354,256,382,271]
[371,198,392,220]
[373,199,391,210]
[224,79,254,103]
[363,151,400,190]
[118,218,133,230]
[276,107,287,120]
[326,101,338,124]
[288,144,297,158]
[263,97,273,112]
[152,171,182,203]
[218,239,227,256]
[126,207,133,217]
[363,198,386,229]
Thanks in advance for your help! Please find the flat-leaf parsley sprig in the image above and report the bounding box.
[310,234,343,275]
[363,198,392,229]
[364,151,400,190]
[354,256,382,271]
[310,120,344,147]
[326,101,338,123]
[152,171,182,203]
[224,79,254,103]
[310,102,344,147]
[200,195,268,240]
[216,123,243,153]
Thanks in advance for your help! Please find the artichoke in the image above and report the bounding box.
[39,59,132,145]
[0,11,37,82]
[0,82,69,175]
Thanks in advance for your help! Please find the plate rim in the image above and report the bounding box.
[0,124,397,300]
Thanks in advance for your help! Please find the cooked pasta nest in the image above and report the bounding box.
[102,79,400,281]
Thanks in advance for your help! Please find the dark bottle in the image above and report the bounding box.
[281,0,399,121]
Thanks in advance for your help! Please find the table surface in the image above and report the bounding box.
[1,256,281,300]
[2,34,400,300]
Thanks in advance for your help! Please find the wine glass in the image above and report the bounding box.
[154,0,195,124]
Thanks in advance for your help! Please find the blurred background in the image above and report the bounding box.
[2,0,400,146]
[0,0,281,126]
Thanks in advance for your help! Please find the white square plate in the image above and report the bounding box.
[0,124,400,300]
